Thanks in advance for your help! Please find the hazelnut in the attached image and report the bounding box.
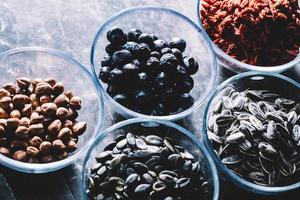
[0,147,11,157]
[56,107,69,120]
[12,94,30,106]
[15,126,30,138]
[10,109,21,119]
[29,123,44,135]
[57,127,72,141]
[0,89,11,99]
[70,96,81,110]
[54,94,69,107]
[72,121,87,136]
[52,82,64,96]
[12,150,28,162]
[39,141,52,154]
[26,146,40,157]
[41,103,57,116]
[47,119,62,136]
[28,136,43,148]
[35,82,52,96]
[39,95,52,104]
[3,83,16,95]
[16,77,31,90]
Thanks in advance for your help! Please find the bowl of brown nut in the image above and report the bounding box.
[0,47,104,173]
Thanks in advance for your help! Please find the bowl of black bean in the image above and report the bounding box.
[203,71,300,194]
[90,6,217,121]
[82,118,219,200]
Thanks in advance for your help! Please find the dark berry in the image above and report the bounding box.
[161,47,172,55]
[113,94,128,106]
[99,66,111,83]
[137,72,151,87]
[133,90,153,105]
[122,63,139,77]
[150,51,161,59]
[132,59,142,68]
[112,50,132,67]
[155,72,169,89]
[109,68,125,84]
[160,87,175,103]
[135,43,151,61]
[123,41,139,53]
[169,37,186,52]
[153,39,169,51]
[183,56,199,75]
[105,43,121,55]
[101,55,113,67]
[160,53,179,72]
[149,34,158,41]
[179,93,194,109]
[171,48,183,62]
[176,65,187,76]
[174,76,194,94]
[106,27,127,45]
[138,34,154,46]
[146,57,160,72]
[106,85,119,96]
[127,28,142,41]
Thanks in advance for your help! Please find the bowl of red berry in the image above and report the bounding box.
[91,6,217,121]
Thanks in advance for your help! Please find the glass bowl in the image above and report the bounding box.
[91,6,217,121]
[197,0,300,73]
[82,118,219,200]
[203,71,300,195]
[0,47,104,173]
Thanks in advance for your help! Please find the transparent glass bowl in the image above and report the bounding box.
[82,118,219,200]
[196,0,300,73]
[0,47,104,173]
[91,6,217,121]
[203,71,300,195]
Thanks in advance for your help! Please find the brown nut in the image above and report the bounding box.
[30,112,43,124]
[64,90,74,99]
[41,103,57,116]
[20,117,30,127]
[10,139,28,150]
[17,77,31,90]
[15,126,30,138]
[70,96,81,110]
[0,107,9,119]
[21,104,32,117]
[10,109,21,119]
[47,119,62,136]
[12,150,28,162]
[0,89,11,99]
[34,82,52,96]
[3,84,16,95]
[39,95,52,104]
[26,146,40,157]
[32,78,43,90]
[67,108,78,120]
[57,127,72,141]
[29,123,44,135]
[6,118,20,129]
[0,96,12,110]
[52,139,66,152]
[29,93,38,108]
[66,140,77,152]
[52,82,64,96]
[45,77,56,87]
[63,120,73,129]
[39,141,52,154]
[0,147,11,157]
[56,107,69,120]
[54,94,69,107]
[12,94,30,106]
[0,119,7,128]
[45,134,55,142]
[28,136,43,148]
[28,157,39,163]
[41,155,56,163]
[72,122,87,136]
[56,151,68,160]
[35,106,42,114]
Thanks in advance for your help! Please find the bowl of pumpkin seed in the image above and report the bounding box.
[82,118,219,200]
[203,71,300,195]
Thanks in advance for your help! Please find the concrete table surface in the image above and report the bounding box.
[0,0,299,199]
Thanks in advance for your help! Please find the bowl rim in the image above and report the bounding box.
[90,6,218,121]
[202,71,300,194]
[81,117,220,200]
[196,0,300,73]
[0,46,105,173]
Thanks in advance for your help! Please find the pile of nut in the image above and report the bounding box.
[0,77,87,163]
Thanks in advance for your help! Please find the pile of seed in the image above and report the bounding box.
[87,132,210,200]
[99,27,199,116]
[0,77,87,163]
[208,87,300,186]
[200,0,300,66]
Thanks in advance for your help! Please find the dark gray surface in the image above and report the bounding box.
[0,0,299,199]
